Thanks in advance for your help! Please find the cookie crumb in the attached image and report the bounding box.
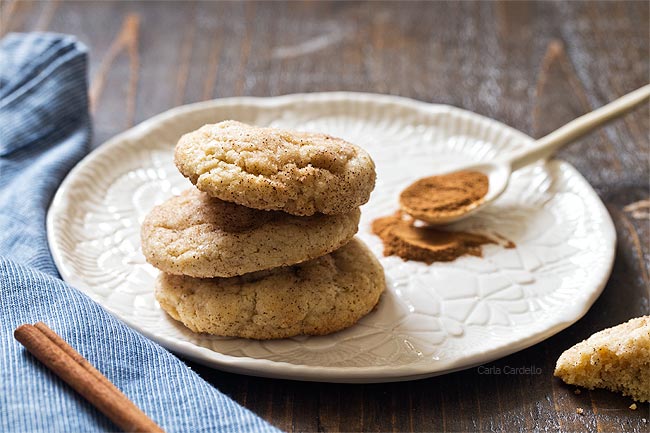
[629,403,637,410]
[574,388,582,395]
[576,408,584,415]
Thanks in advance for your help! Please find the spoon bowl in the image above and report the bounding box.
[408,162,511,225]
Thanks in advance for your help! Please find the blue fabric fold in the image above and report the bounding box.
[0,32,281,433]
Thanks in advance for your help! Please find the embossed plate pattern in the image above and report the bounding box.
[47,93,615,382]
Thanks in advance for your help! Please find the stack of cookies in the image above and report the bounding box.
[141,121,385,340]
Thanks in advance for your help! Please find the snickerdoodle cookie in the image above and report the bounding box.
[141,188,360,278]
[155,238,385,339]
[554,316,650,402]
[174,120,376,216]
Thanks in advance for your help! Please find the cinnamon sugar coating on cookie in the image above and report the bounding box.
[155,238,386,339]
[141,189,360,278]
[174,120,376,216]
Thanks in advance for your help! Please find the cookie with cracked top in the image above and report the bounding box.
[141,188,360,278]
[174,120,376,216]
[155,238,385,339]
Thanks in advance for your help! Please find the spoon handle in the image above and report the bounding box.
[506,84,650,171]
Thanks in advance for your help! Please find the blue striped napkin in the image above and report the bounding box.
[0,32,281,433]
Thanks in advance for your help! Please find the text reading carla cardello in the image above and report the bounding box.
[477,365,543,375]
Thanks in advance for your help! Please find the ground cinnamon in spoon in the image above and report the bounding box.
[372,212,495,263]
[400,170,489,223]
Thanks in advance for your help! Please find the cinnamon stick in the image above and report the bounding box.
[14,323,164,433]
[33,322,127,399]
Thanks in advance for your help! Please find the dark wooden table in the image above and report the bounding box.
[4,1,649,431]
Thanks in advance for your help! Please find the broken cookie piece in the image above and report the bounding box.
[554,316,650,402]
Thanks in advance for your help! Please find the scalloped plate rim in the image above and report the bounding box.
[46,92,616,382]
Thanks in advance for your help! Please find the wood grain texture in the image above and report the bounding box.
[11,1,649,431]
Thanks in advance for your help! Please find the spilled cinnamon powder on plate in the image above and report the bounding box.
[400,170,489,223]
[373,170,514,263]
[372,212,497,263]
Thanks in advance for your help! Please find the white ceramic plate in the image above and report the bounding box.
[47,92,615,383]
